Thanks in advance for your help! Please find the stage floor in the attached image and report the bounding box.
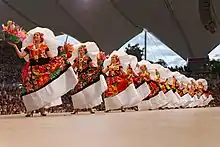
[0,107,220,147]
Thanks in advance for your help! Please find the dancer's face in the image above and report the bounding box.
[111,56,117,63]
[181,82,184,87]
[79,48,85,55]
[33,33,41,44]
[127,68,132,74]
[140,65,146,72]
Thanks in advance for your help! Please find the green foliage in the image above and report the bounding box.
[50,69,62,80]
[210,59,220,75]
[125,43,144,61]
[155,59,168,67]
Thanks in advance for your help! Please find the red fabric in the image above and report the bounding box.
[21,62,30,84]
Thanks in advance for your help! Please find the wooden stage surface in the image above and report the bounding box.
[0,107,220,147]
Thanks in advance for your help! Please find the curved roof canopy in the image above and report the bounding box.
[1,0,220,59]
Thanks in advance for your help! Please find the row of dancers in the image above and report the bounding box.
[4,27,214,117]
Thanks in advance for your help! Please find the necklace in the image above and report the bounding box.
[78,55,85,70]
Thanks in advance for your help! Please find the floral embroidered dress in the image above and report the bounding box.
[176,84,188,97]
[126,67,139,88]
[71,55,101,94]
[160,81,171,94]
[21,43,71,95]
[188,85,196,97]
[70,43,107,111]
[104,64,131,98]
[196,83,213,106]
[197,84,212,99]
[170,78,179,93]
[138,71,160,100]
[197,84,205,97]
[126,67,150,107]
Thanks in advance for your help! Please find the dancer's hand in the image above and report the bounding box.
[108,65,114,71]
[7,42,17,48]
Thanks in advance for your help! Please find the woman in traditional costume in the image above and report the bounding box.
[70,42,107,114]
[125,62,150,111]
[169,76,180,107]
[125,65,139,111]
[171,73,192,108]
[152,69,171,108]
[196,79,214,106]
[160,78,179,109]
[8,27,78,117]
[187,79,201,107]
[170,76,178,93]
[136,62,167,110]
[174,79,192,108]
[102,51,140,112]
[96,51,107,111]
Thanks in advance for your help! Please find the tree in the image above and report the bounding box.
[210,59,220,75]
[125,43,144,61]
[155,59,168,67]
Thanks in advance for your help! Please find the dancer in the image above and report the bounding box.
[187,80,199,107]
[177,82,192,108]
[126,63,150,111]
[103,51,140,112]
[196,79,214,106]
[8,27,78,117]
[70,43,107,114]
[170,74,191,108]
[153,69,171,108]
[136,63,164,110]
[170,76,179,93]
[160,79,177,109]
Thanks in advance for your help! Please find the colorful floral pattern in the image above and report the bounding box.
[126,67,140,88]
[104,64,131,98]
[71,56,101,94]
[177,87,188,97]
[196,84,211,98]
[160,82,171,94]
[20,44,70,95]
[137,71,160,99]
[146,81,160,99]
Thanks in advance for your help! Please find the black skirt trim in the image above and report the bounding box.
[104,82,133,99]
[142,80,161,101]
[178,92,187,97]
[71,74,101,95]
[135,81,145,89]
[21,64,71,96]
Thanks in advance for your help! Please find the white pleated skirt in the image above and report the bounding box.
[105,84,140,110]
[23,67,78,111]
[127,82,151,107]
[71,75,107,109]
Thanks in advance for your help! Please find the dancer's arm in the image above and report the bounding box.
[132,69,138,77]
[8,42,27,58]
[46,50,54,58]
[102,67,109,73]
[88,57,95,67]
[72,62,76,69]
[120,66,126,75]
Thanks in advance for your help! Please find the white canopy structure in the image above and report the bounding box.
[1,0,220,59]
